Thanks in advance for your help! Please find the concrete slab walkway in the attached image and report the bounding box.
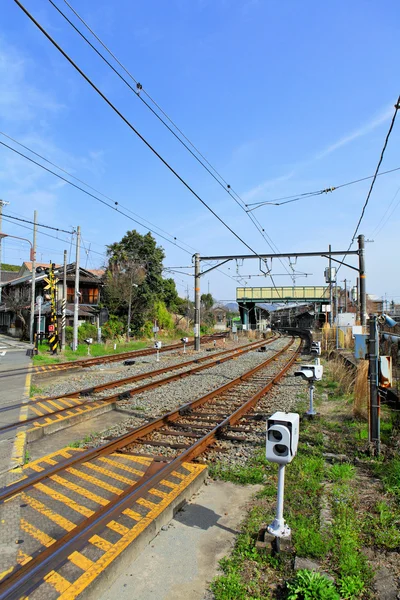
[100,480,259,600]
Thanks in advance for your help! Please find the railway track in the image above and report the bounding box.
[0,337,276,436]
[0,333,227,379]
[0,337,300,600]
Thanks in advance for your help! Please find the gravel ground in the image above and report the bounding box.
[34,338,252,398]
[84,337,299,450]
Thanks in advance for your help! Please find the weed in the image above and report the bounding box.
[68,432,97,448]
[211,570,248,600]
[23,450,30,464]
[327,463,355,482]
[29,384,44,397]
[338,575,365,599]
[285,569,339,600]
[365,501,400,550]
[375,457,400,498]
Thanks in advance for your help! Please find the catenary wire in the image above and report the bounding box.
[0,139,193,257]
[246,165,400,209]
[336,95,400,276]
[371,186,400,237]
[1,213,73,235]
[0,131,196,254]
[0,140,239,286]
[47,0,288,289]
[14,1,263,264]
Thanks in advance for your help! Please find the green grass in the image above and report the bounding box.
[30,383,44,397]
[23,450,30,465]
[327,463,355,482]
[68,433,97,448]
[33,339,148,365]
[209,449,272,486]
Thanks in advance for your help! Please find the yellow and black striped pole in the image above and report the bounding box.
[44,263,59,354]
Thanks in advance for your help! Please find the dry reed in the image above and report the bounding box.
[327,358,356,396]
[353,360,369,420]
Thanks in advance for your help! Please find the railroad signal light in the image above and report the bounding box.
[266,412,300,540]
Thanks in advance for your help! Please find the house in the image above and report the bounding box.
[0,262,104,338]
[211,306,227,331]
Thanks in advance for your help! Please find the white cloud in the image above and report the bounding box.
[0,39,65,123]
[314,106,394,160]
[242,103,394,204]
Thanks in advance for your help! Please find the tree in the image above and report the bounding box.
[201,293,214,311]
[2,284,31,340]
[104,230,166,333]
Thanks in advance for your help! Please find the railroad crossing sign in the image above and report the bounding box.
[48,325,55,332]
[43,276,59,290]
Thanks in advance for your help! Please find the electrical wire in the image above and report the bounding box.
[371,186,400,237]
[0,131,196,254]
[47,0,288,291]
[1,213,73,235]
[336,95,400,276]
[1,216,106,258]
[246,165,400,209]
[13,1,262,263]
[0,139,193,256]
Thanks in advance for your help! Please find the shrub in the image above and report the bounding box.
[285,570,339,600]
[101,316,125,340]
[65,325,73,343]
[154,301,174,330]
[77,322,97,343]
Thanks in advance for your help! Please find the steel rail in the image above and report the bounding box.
[0,339,301,599]
[0,338,294,504]
[0,338,276,435]
[0,333,227,379]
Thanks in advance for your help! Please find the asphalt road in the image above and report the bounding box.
[0,335,32,477]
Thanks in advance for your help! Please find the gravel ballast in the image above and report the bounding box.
[84,337,301,450]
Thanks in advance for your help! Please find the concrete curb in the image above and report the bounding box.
[80,468,208,600]
[26,402,117,442]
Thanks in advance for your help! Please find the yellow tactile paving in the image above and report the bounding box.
[107,520,129,536]
[44,571,70,593]
[89,535,113,552]
[56,462,206,600]
[21,493,76,532]
[84,462,137,486]
[68,552,94,571]
[34,483,94,518]
[66,467,124,496]
[3,445,206,599]
[20,519,55,547]
[98,456,144,477]
[51,475,109,507]
[136,497,158,510]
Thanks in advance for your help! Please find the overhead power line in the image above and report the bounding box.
[337,95,400,276]
[47,0,289,289]
[0,131,196,255]
[0,139,192,256]
[246,165,400,210]
[14,0,262,263]
[349,96,400,243]
[1,213,73,235]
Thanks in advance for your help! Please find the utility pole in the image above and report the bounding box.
[61,249,67,350]
[194,253,201,351]
[0,199,10,304]
[368,314,380,455]
[358,234,366,327]
[328,244,333,326]
[29,210,37,344]
[72,226,80,351]
[341,279,348,312]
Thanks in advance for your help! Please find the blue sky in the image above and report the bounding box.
[1,0,399,303]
